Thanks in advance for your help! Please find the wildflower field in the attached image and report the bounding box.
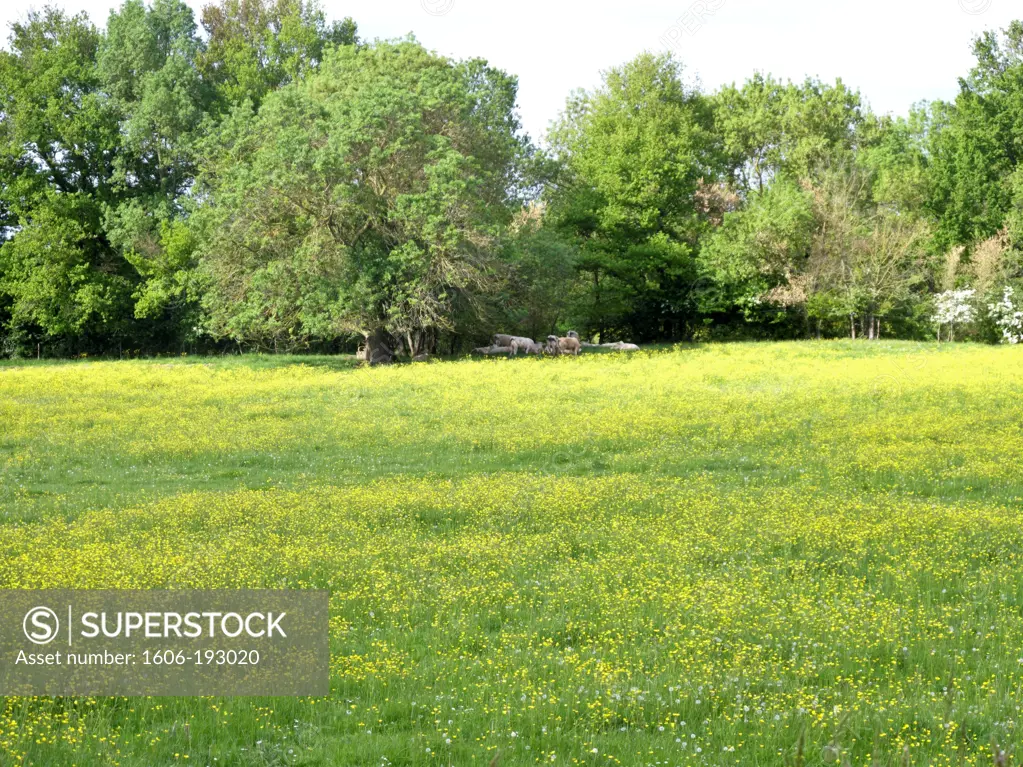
[2,341,1023,766]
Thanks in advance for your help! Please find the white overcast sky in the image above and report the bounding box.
[2,0,1019,141]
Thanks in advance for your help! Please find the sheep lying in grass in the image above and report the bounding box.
[567,330,639,351]
[601,341,640,351]
[475,342,543,356]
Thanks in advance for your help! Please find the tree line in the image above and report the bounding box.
[2,1,1022,357]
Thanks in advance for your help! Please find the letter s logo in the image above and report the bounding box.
[23,606,60,645]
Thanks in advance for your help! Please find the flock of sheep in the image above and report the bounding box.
[358,330,641,366]
[473,331,640,356]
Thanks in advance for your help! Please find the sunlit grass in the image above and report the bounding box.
[1,341,1022,765]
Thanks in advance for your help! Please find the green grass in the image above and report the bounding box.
[1,341,1023,765]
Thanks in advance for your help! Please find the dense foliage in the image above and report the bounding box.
[2,4,1023,355]
[194,41,523,354]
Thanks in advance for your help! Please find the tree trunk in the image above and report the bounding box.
[366,328,394,365]
[850,314,856,340]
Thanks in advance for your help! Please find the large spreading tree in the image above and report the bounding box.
[192,40,525,354]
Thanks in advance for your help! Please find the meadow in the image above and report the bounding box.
[1,341,1023,766]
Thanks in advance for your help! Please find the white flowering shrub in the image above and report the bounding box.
[933,288,976,341]
[987,286,1023,344]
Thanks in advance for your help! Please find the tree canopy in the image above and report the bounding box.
[194,41,523,354]
[2,4,1023,356]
